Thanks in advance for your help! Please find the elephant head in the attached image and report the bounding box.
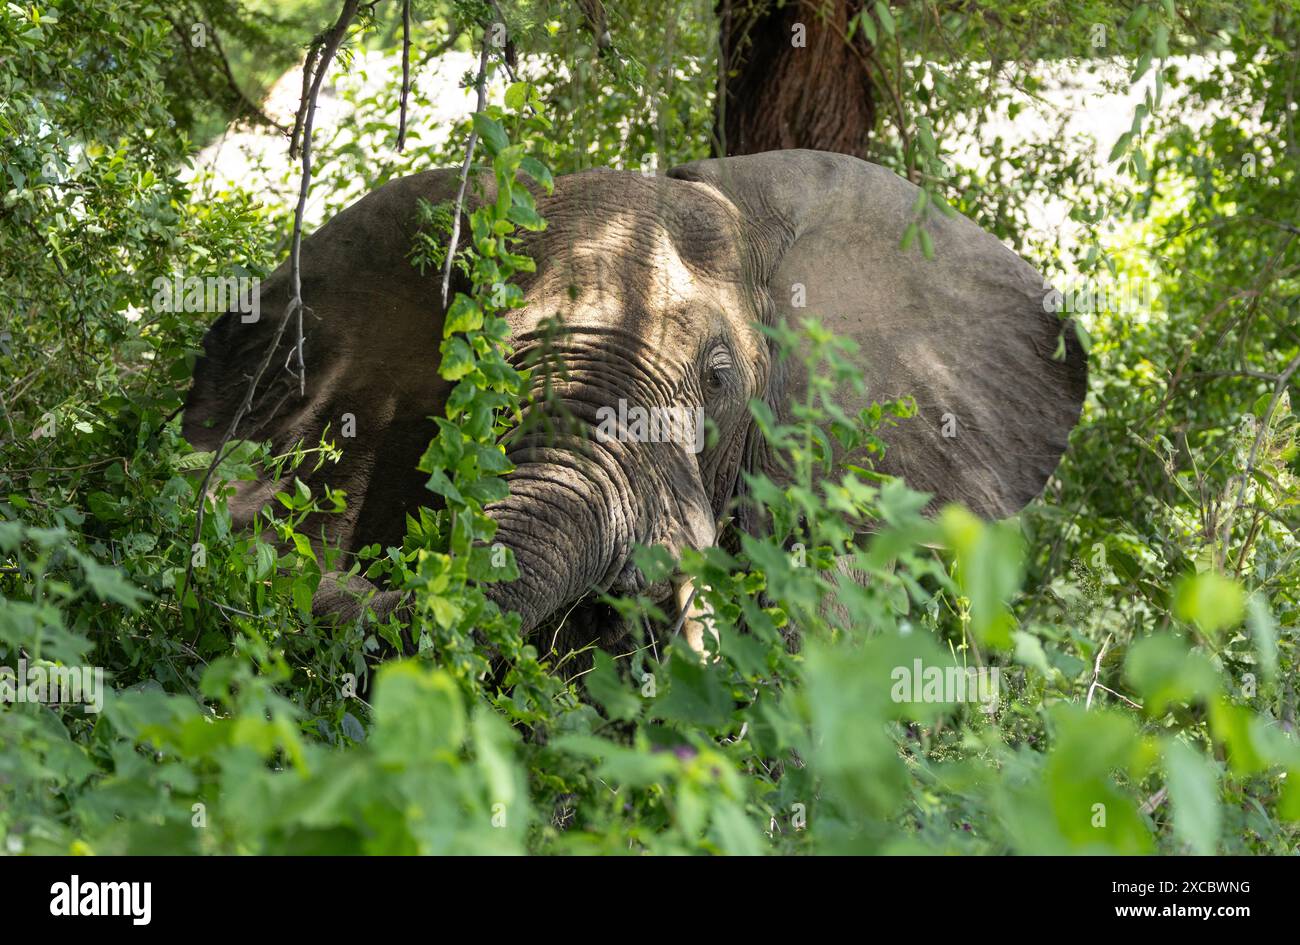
[183,149,1086,637]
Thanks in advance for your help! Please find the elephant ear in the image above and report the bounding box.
[182,168,465,552]
[668,149,1087,519]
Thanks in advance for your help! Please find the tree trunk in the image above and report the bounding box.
[715,0,877,159]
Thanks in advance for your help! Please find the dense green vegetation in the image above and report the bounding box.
[1,0,1297,854]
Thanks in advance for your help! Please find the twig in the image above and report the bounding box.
[1140,786,1168,816]
[1085,633,1143,710]
[670,585,699,636]
[488,0,520,77]
[440,29,491,309]
[203,14,290,134]
[1147,232,1297,430]
[289,44,320,161]
[856,42,914,172]
[289,0,361,396]
[185,0,360,604]
[397,0,412,151]
[200,595,266,621]
[1093,683,1143,710]
[164,10,288,134]
[1217,348,1300,568]
[1184,368,1278,383]
[0,389,19,444]
[416,26,462,69]
[1085,633,1111,710]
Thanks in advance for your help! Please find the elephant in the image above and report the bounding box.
[182,149,1087,654]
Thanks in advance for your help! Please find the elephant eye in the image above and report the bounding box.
[703,346,733,394]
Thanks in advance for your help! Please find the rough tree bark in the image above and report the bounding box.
[715,0,876,158]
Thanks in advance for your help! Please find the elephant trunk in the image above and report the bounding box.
[482,435,635,633]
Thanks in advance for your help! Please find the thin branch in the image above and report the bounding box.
[441,29,491,309]
[1184,368,1279,383]
[288,0,361,396]
[1085,633,1111,710]
[849,38,914,173]
[203,14,290,134]
[289,43,321,161]
[163,11,286,133]
[185,0,360,604]
[1093,683,1143,710]
[1217,348,1300,568]
[670,585,699,637]
[198,596,264,620]
[1140,786,1168,816]
[1147,232,1297,429]
[1084,635,1143,711]
[417,26,463,69]
[288,1,361,161]
[397,0,412,151]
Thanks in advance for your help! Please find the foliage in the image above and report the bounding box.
[1,0,1298,855]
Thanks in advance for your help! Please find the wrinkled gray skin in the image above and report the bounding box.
[184,150,1087,644]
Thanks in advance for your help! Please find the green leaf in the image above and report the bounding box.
[519,156,554,194]
[1073,320,1092,353]
[919,228,935,260]
[860,11,878,44]
[439,335,476,380]
[253,541,277,581]
[1108,131,1132,164]
[371,663,465,764]
[504,82,528,111]
[341,712,366,742]
[916,118,937,155]
[941,506,1023,648]
[471,113,509,155]
[1208,697,1267,775]
[291,532,316,564]
[1125,5,1150,30]
[77,556,150,609]
[445,294,483,334]
[900,221,918,253]
[585,651,642,722]
[1034,704,1156,854]
[506,201,544,230]
[655,648,733,729]
[1125,633,1219,714]
[1133,147,1148,181]
[1247,594,1278,681]
[292,577,313,616]
[1153,23,1169,58]
[1164,738,1220,855]
[1173,571,1245,637]
[1013,630,1053,677]
[874,1,895,37]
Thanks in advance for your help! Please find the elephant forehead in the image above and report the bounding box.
[516,222,748,336]
[563,225,698,299]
